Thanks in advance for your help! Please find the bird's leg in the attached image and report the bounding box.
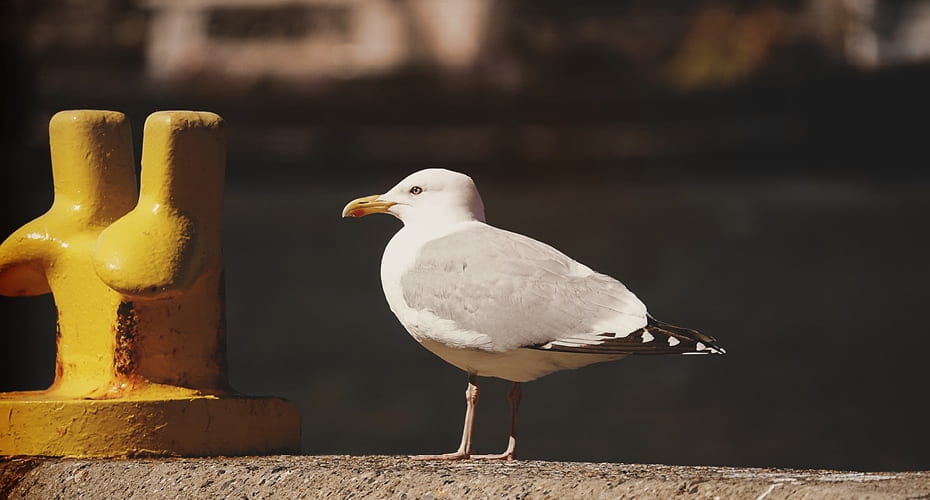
[472,382,522,460]
[411,373,479,460]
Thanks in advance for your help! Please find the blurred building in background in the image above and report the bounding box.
[144,0,495,83]
[20,0,930,89]
[8,0,930,180]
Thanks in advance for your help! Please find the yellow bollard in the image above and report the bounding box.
[0,110,300,457]
[0,110,138,399]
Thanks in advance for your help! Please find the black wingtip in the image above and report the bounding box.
[646,315,726,355]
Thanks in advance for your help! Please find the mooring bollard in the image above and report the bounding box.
[0,110,301,457]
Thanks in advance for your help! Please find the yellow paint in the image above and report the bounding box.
[0,110,300,457]
[0,110,137,398]
[1,398,299,457]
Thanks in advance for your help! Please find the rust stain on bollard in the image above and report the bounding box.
[114,301,137,377]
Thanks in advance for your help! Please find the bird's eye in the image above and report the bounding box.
[409,186,423,195]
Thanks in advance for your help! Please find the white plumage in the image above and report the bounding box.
[343,168,723,460]
[387,221,646,381]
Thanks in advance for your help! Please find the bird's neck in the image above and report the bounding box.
[398,217,479,244]
[400,208,483,233]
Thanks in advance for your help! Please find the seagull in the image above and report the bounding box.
[342,168,724,460]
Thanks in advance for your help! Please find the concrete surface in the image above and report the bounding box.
[2,455,928,499]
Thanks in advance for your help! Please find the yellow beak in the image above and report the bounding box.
[342,194,396,218]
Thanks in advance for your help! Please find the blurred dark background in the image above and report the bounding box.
[2,0,929,471]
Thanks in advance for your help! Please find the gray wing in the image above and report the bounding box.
[400,224,649,352]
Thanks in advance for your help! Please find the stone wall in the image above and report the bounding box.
[3,456,928,499]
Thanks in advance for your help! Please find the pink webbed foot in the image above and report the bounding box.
[470,451,515,460]
[410,451,471,461]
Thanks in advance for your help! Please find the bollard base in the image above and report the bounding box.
[0,395,301,457]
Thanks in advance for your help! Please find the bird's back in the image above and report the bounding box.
[389,222,650,353]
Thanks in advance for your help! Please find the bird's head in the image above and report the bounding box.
[342,168,486,226]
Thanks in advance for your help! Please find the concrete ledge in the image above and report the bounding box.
[2,455,928,499]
